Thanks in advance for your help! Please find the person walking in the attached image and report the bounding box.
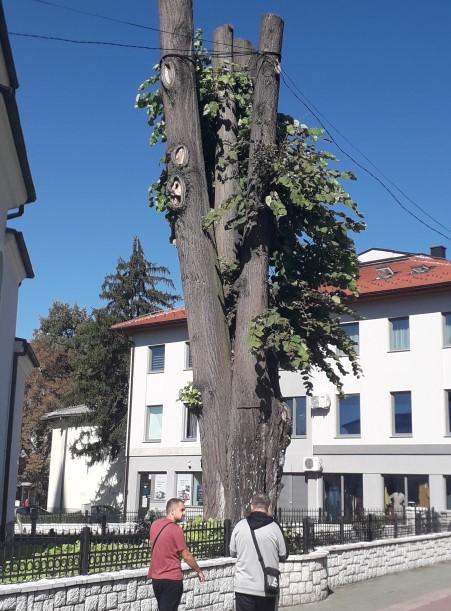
[148,497,205,611]
[230,493,288,611]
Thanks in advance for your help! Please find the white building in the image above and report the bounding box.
[113,247,451,515]
[43,405,124,512]
[0,2,38,539]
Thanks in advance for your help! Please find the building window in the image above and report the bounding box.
[338,322,359,356]
[323,474,363,519]
[446,391,451,435]
[446,476,451,510]
[443,313,451,347]
[384,475,429,509]
[145,405,162,442]
[389,317,410,351]
[184,407,198,440]
[176,472,203,507]
[149,345,165,372]
[392,391,412,436]
[338,394,360,436]
[138,472,167,513]
[285,397,307,437]
[185,342,192,369]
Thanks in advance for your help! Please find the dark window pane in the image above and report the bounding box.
[448,391,451,434]
[284,397,306,436]
[339,395,360,435]
[339,322,359,356]
[444,313,451,346]
[150,345,165,371]
[393,392,412,434]
[407,475,429,507]
[185,408,197,439]
[446,476,451,510]
[324,474,341,519]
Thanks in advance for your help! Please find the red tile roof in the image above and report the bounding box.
[358,254,451,299]
[112,254,451,332]
[111,307,187,332]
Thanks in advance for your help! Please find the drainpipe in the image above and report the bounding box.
[0,344,25,541]
[123,340,135,518]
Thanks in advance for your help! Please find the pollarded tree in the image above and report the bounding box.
[70,237,179,463]
[137,0,364,521]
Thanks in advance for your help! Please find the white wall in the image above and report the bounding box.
[47,425,123,512]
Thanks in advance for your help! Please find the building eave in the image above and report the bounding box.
[6,228,34,278]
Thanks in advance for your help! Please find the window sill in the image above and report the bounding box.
[143,439,161,443]
[335,435,361,439]
[443,345,451,349]
[390,435,413,438]
[387,349,410,354]
[148,370,164,374]
[292,435,307,439]
[183,368,193,372]
[444,434,451,438]
[181,438,198,442]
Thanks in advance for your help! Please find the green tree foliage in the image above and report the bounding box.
[136,48,365,392]
[70,237,179,463]
[19,303,88,504]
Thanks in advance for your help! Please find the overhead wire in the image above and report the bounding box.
[280,70,451,243]
[16,1,451,241]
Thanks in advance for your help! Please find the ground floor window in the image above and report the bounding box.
[383,474,429,510]
[176,472,203,507]
[279,474,308,509]
[323,473,363,519]
[138,472,167,514]
[445,476,451,510]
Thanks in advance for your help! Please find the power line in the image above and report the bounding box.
[281,70,451,235]
[29,0,254,52]
[280,70,451,243]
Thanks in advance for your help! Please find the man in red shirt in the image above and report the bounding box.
[149,498,205,611]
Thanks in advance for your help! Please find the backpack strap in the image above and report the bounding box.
[151,521,172,552]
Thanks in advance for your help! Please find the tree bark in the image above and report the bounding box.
[226,14,291,522]
[159,0,232,518]
[212,25,239,268]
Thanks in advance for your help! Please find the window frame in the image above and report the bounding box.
[285,396,307,438]
[144,405,163,442]
[148,344,165,373]
[391,391,413,437]
[185,341,192,370]
[446,390,451,436]
[443,313,451,348]
[337,394,361,438]
[338,321,360,357]
[183,406,198,441]
[389,317,410,352]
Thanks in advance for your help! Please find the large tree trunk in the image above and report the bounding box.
[159,0,232,517]
[226,15,291,522]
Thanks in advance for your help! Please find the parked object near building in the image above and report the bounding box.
[0,1,38,541]
[42,405,124,513]
[113,246,451,515]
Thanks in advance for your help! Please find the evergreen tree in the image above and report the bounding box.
[70,237,179,463]
[19,303,88,504]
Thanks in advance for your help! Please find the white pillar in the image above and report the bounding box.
[363,473,384,510]
[429,474,446,511]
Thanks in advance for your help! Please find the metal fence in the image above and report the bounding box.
[3,508,451,584]
[1,519,228,584]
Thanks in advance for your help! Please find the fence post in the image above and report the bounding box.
[339,516,344,544]
[30,506,38,536]
[367,514,374,542]
[302,517,310,554]
[224,519,232,557]
[277,507,282,523]
[79,526,91,575]
[426,508,432,534]
[101,515,107,536]
[394,512,398,538]
[414,506,419,535]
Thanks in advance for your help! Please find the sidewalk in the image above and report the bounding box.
[285,561,451,611]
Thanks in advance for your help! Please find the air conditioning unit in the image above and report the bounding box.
[303,457,322,472]
[310,394,331,410]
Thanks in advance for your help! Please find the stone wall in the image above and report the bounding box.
[0,554,328,610]
[1,533,451,610]
[327,532,451,588]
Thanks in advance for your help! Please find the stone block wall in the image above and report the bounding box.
[1,532,451,610]
[327,532,451,588]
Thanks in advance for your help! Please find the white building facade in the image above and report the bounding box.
[114,247,451,515]
[0,2,38,539]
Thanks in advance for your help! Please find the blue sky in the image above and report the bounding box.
[5,0,451,338]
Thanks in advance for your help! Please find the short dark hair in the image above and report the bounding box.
[250,493,271,511]
[166,498,184,514]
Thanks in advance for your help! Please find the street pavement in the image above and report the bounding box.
[285,561,451,611]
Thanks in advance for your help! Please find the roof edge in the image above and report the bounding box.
[0,2,19,89]
[6,228,34,278]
